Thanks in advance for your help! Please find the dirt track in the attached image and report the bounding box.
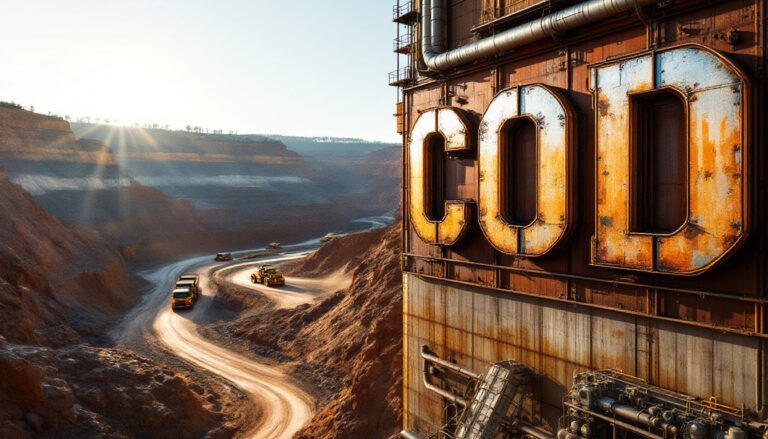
[225,261,351,309]
[114,251,343,438]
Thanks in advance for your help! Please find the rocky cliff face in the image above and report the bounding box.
[0,109,114,165]
[290,226,402,439]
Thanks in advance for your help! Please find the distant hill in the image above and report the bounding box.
[69,123,400,215]
[0,109,204,235]
[70,123,308,174]
[261,134,398,158]
[0,116,400,260]
[71,123,397,160]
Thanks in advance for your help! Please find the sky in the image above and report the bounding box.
[0,1,401,142]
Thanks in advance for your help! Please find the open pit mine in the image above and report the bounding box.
[393,0,768,438]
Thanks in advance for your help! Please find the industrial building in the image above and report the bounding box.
[392,0,768,438]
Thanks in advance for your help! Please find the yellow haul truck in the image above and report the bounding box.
[250,264,285,287]
[171,274,200,310]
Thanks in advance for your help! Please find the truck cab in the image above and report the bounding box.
[171,287,195,310]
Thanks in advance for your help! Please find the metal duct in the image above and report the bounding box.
[420,0,659,71]
[430,0,446,52]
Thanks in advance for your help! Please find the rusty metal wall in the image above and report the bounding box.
[401,0,768,434]
[403,273,764,433]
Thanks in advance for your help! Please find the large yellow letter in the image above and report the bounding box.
[477,85,575,256]
[591,46,749,275]
[408,108,473,246]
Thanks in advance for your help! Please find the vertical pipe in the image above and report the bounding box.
[431,0,446,52]
[421,0,432,55]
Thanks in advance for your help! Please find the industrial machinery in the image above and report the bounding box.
[561,371,768,439]
[251,264,285,287]
[393,0,768,437]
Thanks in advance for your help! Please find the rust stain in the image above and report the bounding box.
[593,54,654,270]
[592,46,748,275]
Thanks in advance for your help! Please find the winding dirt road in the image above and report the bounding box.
[114,251,343,439]
[225,261,351,309]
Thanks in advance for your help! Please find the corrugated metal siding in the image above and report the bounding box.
[404,274,762,430]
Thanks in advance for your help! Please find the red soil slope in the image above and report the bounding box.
[279,227,392,277]
[0,168,226,438]
[0,167,136,344]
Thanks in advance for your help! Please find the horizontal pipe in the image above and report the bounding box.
[400,429,428,439]
[421,346,483,380]
[422,370,469,407]
[564,402,665,439]
[519,421,554,439]
[598,397,677,435]
[421,0,659,71]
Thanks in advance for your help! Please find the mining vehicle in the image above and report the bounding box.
[251,265,285,287]
[320,233,335,243]
[214,252,232,261]
[392,0,768,437]
[171,287,196,310]
[267,242,281,249]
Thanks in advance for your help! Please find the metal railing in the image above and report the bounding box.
[394,32,413,52]
[389,65,413,86]
[479,0,549,25]
[393,0,414,21]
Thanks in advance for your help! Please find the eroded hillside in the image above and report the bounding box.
[0,169,228,438]
[213,226,403,439]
